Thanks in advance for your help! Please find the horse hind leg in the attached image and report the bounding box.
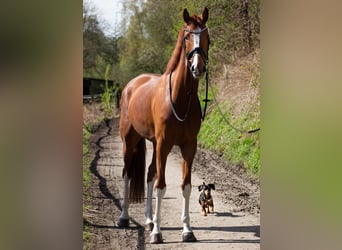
[118,132,146,228]
[118,141,132,228]
[118,174,130,227]
[145,143,156,231]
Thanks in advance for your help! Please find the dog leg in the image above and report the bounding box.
[209,200,214,213]
[201,203,207,216]
[209,205,214,213]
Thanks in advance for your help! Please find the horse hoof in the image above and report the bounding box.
[182,232,197,242]
[118,218,129,228]
[146,222,154,231]
[150,233,163,244]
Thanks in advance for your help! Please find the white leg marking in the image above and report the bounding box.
[151,187,166,235]
[181,184,192,233]
[119,174,129,220]
[145,178,155,225]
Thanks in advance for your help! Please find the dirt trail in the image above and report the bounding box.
[84,119,260,249]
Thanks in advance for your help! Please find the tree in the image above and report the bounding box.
[83,1,120,79]
[116,0,260,84]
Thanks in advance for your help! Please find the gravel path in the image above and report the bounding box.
[83,119,260,249]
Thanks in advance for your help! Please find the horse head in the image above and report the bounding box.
[183,8,210,79]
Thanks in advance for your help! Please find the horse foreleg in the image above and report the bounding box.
[182,184,194,230]
[150,187,166,243]
[181,184,196,242]
[180,141,197,242]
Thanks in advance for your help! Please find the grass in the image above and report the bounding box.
[198,100,260,176]
[101,64,115,119]
[83,124,93,245]
[198,49,260,176]
[83,125,93,188]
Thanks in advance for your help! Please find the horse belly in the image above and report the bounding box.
[128,82,158,140]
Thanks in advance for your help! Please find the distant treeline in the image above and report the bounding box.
[83,0,260,87]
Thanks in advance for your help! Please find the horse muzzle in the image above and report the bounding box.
[187,48,207,79]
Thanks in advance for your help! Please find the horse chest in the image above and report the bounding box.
[165,119,201,145]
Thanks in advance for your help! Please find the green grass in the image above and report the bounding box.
[83,125,93,245]
[101,64,115,118]
[83,126,93,187]
[198,101,260,176]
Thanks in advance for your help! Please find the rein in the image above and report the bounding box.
[168,70,210,122]
[168,71,193,122]
[208,80,260,134]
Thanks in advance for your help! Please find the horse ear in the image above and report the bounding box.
[183,8,191,24]
[202,7,208,24]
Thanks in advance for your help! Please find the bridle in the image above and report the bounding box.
[182,27,209,68]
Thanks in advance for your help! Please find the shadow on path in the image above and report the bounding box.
[88,118,146,248]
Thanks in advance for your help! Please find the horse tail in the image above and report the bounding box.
[126,138,146,203]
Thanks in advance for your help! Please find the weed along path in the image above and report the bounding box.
[84,118,260,249]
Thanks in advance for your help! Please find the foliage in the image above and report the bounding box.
[83,126,92,189]
[115,0,260,84]
[83,0,260,85]
[101,64,115,118]
[198,101,260,175]
[83,1,120,79]
[82,124,92,245]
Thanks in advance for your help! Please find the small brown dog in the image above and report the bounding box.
[198,182,215,216]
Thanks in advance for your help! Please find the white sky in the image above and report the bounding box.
[85,0,125,36]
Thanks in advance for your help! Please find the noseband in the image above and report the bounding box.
[183,27,209,66]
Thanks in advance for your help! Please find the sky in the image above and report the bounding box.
[85,0,126,36]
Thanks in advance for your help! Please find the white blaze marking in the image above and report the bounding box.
[191,27,201,73]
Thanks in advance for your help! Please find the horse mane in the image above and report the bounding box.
[164,27,185,74]
[165,15,204,74]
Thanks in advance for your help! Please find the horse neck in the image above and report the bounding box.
[170,51,199,104]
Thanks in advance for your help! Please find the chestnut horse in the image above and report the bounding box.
[118,8,209,244]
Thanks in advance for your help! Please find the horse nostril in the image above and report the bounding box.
[191,65,195,72]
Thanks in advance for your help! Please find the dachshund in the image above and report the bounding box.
[198,182,215,216]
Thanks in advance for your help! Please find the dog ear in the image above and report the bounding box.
[209,184,215,190]
[198,185,203,191]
